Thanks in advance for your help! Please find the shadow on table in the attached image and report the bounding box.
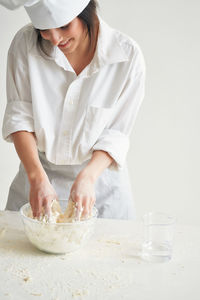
[0,226,48,257]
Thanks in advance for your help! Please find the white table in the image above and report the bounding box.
[0,210,200,300]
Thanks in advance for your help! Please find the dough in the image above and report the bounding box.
[23,199,95,254]
[57,199,78,223]
[27,199,90,223]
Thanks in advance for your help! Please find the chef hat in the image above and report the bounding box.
[0,0,27,10]
[0,0,91,29]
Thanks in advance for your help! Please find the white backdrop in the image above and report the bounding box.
[0,0,199,225]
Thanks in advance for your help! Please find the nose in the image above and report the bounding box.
[49,29,63,46]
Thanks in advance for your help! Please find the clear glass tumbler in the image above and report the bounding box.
[141,212,176,263]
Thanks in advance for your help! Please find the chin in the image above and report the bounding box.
[64,44,77,54]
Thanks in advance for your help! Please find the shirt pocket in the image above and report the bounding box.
[83,105,114,146]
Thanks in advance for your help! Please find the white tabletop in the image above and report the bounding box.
[0,210,200,300]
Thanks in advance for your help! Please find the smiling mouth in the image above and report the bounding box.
[58,39,72,48]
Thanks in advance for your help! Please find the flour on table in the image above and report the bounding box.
[5,264,31,281]
[0,227,6,238]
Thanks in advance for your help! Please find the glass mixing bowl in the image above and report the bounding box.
[20,200,98,254]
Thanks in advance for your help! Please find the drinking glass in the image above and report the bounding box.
[141,212,176,262]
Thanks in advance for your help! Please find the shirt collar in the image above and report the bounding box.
[38,14,129,77]
[96,15,129,66]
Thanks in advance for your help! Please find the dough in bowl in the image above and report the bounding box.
[27,199,90,223]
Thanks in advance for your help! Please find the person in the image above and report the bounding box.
[1,0,146,220]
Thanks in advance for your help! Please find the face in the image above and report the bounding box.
[39,17,88,55]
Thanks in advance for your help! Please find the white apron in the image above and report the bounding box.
[5,151,136,220]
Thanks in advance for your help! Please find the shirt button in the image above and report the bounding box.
[68,99,74,105]
[63,130,68,136]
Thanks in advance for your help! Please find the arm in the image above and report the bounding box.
[69,150,113,217]
[80,150,113,182]
[2,37,57,217]
[93,43,146,170]
[11,131,58,217]
[70,43,146,216]
[12,131,46,183]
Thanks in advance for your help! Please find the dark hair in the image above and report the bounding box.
[35,0,99,47]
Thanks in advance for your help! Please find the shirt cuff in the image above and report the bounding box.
[2,101,34,142]
[92,128,130,171]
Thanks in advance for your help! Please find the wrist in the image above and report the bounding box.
[28,168,48,185]
[78,167,97,184]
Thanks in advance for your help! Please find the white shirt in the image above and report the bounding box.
[2,14,146,170]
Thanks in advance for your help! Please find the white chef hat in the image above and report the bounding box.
[0,0,28,10]
[0,0,91,29]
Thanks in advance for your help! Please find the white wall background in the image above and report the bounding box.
[0,0,199,225]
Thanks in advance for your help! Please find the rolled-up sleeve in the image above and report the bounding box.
[92,44,146,170]
[2,50,34,143]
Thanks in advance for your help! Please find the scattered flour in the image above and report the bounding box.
[5,264,31,281]
[0,227,6,238]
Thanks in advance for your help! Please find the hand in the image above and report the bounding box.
[29,178,58,218]
[69,172,96,219]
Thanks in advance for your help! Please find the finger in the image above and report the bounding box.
[69,195,75,204]
[43,196,52,217]
[82,198,90,218]
[89,197,95,215]
[70,190,76,202]
[34,198,42,219]
[30,200,36,218]
[74,196,83,221]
